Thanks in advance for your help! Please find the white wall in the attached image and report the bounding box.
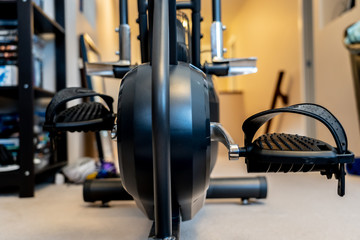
[64,0,104,163]
[62,0,327,162]
[221,0,305,138]
[313,0,360,155]
[65,0,82,163]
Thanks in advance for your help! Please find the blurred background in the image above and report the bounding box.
[59,0,360,164]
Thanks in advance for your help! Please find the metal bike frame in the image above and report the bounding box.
[141,0,220,238]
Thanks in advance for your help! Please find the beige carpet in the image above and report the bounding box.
[1,156,360,240]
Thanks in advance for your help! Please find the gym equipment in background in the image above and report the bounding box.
[44,0,354,239]
[264,70,289,133]
[82,0,267,206]
[83,177,267,205]
[79,34,117,178]
[344,21,360,129]
[344,21,360,176]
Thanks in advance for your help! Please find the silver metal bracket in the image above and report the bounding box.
[210,122,241,160]
[211,21,225,61]
[118,24,131,62]
[85,61,130,77]
[210,19,257,77]
[216,57,258,76]
[111,124,117,140]
[85,22,131,78]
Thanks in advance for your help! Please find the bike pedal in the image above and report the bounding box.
[246,133,353,173]
[241,103,354,196]
[43,87,115,133]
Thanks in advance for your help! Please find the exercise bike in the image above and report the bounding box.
[44,0,354,239]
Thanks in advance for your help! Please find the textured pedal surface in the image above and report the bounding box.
[52,102,115,132]
[56,102,109,123]
[44,87,115,132]
[242,103,348,153]
[242,104,354,196]
[246,133,353,174]
[254,133,333,152]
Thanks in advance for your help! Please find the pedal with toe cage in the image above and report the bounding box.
[44,88,354,196]
[43,87,116,133]
[212,103,354,197]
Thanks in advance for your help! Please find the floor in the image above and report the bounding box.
[1,156,360,240]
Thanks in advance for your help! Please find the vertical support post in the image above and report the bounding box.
[137,0,149,63]
[119,0,128,24]
[211,0,224,61]
[17,0,35,197]
[148,0,154,64]
[212,0,221,21]
[191,0,201,68]
[169,0,177,65]
[118,0,131,63]
[55,0,67,165]
[151,0,172,238]
[55,0,66,91]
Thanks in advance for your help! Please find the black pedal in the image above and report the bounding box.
[246,133,353,173]
[242,104,354,196]
[43,87,115,133]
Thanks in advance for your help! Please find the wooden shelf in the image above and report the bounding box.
[34,87,55,98]
[219,90,244,95]
[0,0,67,197]
[0,1,16,20]
[0,86,18,99]
[35,160,67,175]
[33,3,65,35]
[0,169,20,188]
[0,86,55,99]
[0,1,65,35]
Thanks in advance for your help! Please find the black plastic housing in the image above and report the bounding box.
[117,63,211,221]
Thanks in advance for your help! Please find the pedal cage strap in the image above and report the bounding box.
[45,87,114,124]
[242,103,353,196]
[242,103,347,154]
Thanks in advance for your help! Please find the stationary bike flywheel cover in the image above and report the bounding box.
[117,63,211,221]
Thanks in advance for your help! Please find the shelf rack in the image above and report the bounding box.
[0,0,67,197]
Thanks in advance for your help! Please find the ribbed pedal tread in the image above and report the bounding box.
[254,133,332,152]
[55,102,110,123]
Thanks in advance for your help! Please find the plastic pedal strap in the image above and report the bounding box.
[44,87,114,131]
[242,103,354,196]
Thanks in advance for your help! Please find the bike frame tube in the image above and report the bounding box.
[148,0,154,64]
[151,0,172,238]
[212,0,221,22]
[139,0,202,67]
[118,0,131,62]
[191,0,201,68]
[169,0,178,65]
[176,1,193,9]
[119,0,128,24]
[137,0,149,63]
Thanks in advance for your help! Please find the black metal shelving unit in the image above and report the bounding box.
[0,0,67,197]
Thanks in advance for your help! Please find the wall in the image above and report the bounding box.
[95,0,141,109]
[63,0,144,163]
[313,0,360,155]
[65,0,114,163]
[63,0,306,162]
[220,0,305,138]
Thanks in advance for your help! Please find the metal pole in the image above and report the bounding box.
[211,0,224,60]
[212,0,221,21]
[151,0,172,238]
[169,0,177,65]
[191,0,201,68]
[176,1,193,9]
[119,0,128,24]
[137,0,149,63]
[118,0,131,63]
